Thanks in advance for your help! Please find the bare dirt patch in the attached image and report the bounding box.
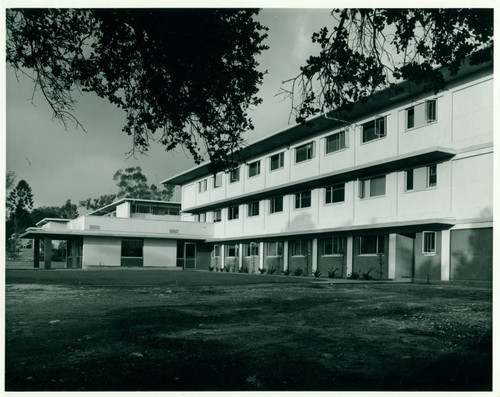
[5,278,492,391]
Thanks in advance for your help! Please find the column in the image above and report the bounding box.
[346,236,353,277]
[220,244,225,270]
[441,230,451,281]
[388,233,397,279]
[33,238,40,269]
[283,241,289,271]
[44,237,52,270]
[238,243,243,270]
[312,238,318,273]
[259,242,264,270]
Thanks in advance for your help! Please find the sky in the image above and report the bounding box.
[5,8,335,209]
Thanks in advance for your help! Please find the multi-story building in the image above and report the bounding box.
[162,58,493,281]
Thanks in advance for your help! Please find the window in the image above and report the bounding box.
[359,176,386,198]
[295,141,315,163]
[198,179,207,193]
[269,196,283,214]
[325,184,345,204]
[325,131,346,154]
[227,244,238,257]
[428,164,437,187]
[196,213,206,222]
[121,238,143,257]
[295,191,311,209]
[230,168,240,183]
[406,100,437,130]
[322,237,345,256]
[213,210,222,223]
[246,242,259,256]
[248,201,260,217]
[248,160,261,178]
[291,240,307,256]
[362,117,386,143]
[213,173,222,188]
[405,170,414,191]
[228,206,239,220]
[423,231,436,255]
[267,241,283,257]
[213,245,220,257]
[270,152,284,171]
[359,235,385,255]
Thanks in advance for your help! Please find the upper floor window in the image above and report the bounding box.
[427,164,437,187]
[213,209,222,223]
[295,191,311,209]
[196,213,206,223]
[423,231,436,255]
[230,168,240,183]
[198,179,207,193]
[362,116,386,143]
[359,175,386,198]
[270,152,285,171]
[359,235,385,255]
[213,173,222,188]
[405,169,414,191]
[325,183,345,204]
[269,196,283,214]
[322,237,345,256]
[325,131,346,154]
[295,141,315,163]
[248,160,261,178]
[267,241,283,257]
[228,206,239,220]
[248,201,260,217]
[406,100,437,129]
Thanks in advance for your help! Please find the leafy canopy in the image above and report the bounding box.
[7,9,269,172]
[282,9,493,123]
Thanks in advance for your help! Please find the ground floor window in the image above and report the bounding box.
[321,237,346,256]
[226,244,239,257]
[121,238,143,257]
[359,235,385,255]
[245,242,259,257]
[423,231,436,255]
[266,241,283,257]
[290,240,308,256]
[212,245,221,258]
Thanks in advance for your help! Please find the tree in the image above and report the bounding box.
[31,199,79,225]
[6,170,16,191]
[282,9,493,124]
[6,9,269,173]
[79,166,175,210]
[7,179,34,235]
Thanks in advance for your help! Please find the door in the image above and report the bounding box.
[184,243,196,270]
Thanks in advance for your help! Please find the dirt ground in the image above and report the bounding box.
[4,270,492,391]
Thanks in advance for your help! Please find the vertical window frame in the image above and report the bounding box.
[422,231,436,255]
[270,152,285,171]
[427,164,437,187]
[248,160,261,178]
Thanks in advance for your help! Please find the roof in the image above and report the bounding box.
[87,197,182,216]
[162,56,493,186]
[36,218,71,227]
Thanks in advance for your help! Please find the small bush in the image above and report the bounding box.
[283,269,291,276]
[225,266,231,272]
[348,271,360,280]
[239,265,249,274]
[313,269,321,278]
[209,266,215,272]
[259,268,267,274]
[327,267,339,278]
[267,267,276,275]
[294,268,304,276]
[362,267,375,280]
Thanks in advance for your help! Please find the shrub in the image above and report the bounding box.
[209,266,215,272]
[259,268,267,274]
[362,267,375,280]
[313,269,321,278]
[283,269,291,276]
[348,271,360,280]
[239,265,249,274]
[267,267,276,275]
[327,267,339,278]
[294,268,304,276]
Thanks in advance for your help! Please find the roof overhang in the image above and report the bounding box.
[36,218,71,227]
[87,198,182,216]
[182,147,456,214]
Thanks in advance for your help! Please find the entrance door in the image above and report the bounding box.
[184,243,196,270]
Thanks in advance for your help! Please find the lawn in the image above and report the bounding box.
[4,270,492,391]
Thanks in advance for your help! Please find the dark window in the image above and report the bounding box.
[322,237,345,255]
[407,107,415,129]
[270,152,284,171]
[295,191,311,209]
[362,117,386,142]
[325,184,345,204]
[428,164,437,187]
[213,210,222,223]
[360,176,386,198]
[246,242,259,256]
[228,206,239,220]
[325,131,346,153]
[198,179,207,192]
[230,168,240,183]
[423,231,436,254]
[213,173,222,188]
[227,244,238,257]
[267,241,283,256]
[248,161,261,178]
[426,100,437,122]
[406,169,414,191]
[248,201,260,217]
[121,238,143,257]
[359,235,385,255]
[269,196,283,213]
[295,142,315,163]
[291,240,307,256]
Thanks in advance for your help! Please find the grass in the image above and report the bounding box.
[5,269,492,391]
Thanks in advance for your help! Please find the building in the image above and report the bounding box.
[162,58,493,281]
[23,58,493,281]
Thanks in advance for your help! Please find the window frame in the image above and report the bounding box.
[229,168,240,183]
[405,169,414,191]
[213,209,222,223]
[213,173,222,189]
[212,245,221,258]
[362,116,386,143]
[198,179,208,193]
[226,244,239,258]
[121,238,144,258]
[359,235,385,255]
[247,201,260,217]
[359,175,386,199]
[196,213,206,223]
[325,131,346,154]
[295,141,316,163]
[422,231,436,255]
[266,241,283,257]
[295,191,312,209]
[269,152,285,171]
[426,99,437,122]
[290,240,306,257]
[427,164,437,187]
[248,160,261,178]
[245,242,259,257]
[325,183,345,204]
[406,107,415,129]
[322,237,346,256]
[227,205,239,221]
[269,196,284,214]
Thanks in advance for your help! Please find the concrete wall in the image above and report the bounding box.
[450,227,492,281]
[414,231,442,281]
[143,239,177,268]
[116,202,130,218]
[395,234,414,279]
[83,236,121,267]
[352,236,389,279]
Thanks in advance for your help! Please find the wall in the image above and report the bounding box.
[414,231,442,280]
[450,228,492,281]
[352,236,388,279]
[83,236,121,267]
[317,255,345,278]
[395,234,414,279]
[116,202,130,218]
[143,239,177,267]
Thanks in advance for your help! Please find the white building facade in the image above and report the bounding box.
[163,60,493,281]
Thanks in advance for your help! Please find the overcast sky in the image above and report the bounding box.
[5,9,335,208]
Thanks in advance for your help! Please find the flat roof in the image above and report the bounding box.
[162,57,492,186]
[36,218,71,227]
[87,197,182,216]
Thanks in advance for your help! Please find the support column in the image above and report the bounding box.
[220,244,225,270]
[44,237,52,270]
[312,238,318,273]
[388,233,397,280]
[283,241,289,271]
[259,242,264,270]
[33,238,40,269]
[441,230,451,281]
[346,236,353,277]
[238,243,243,270]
